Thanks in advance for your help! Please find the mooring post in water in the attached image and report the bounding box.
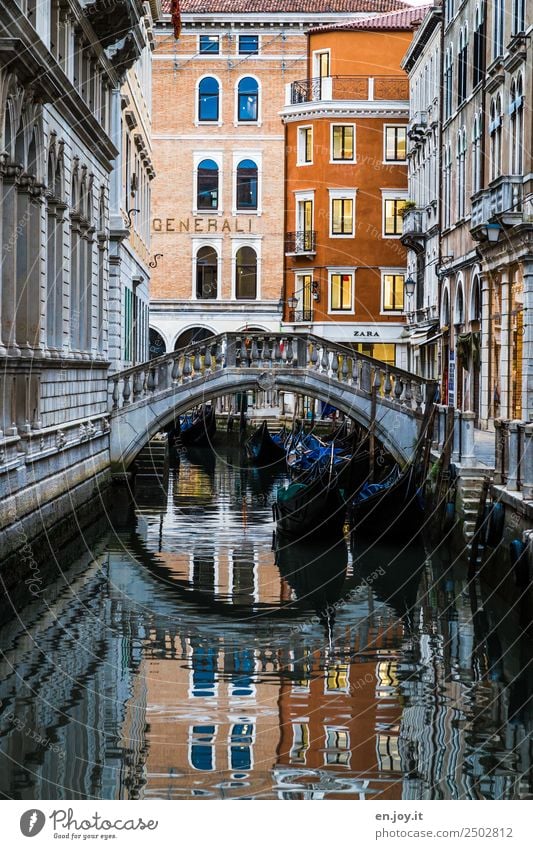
[468,476,491,578]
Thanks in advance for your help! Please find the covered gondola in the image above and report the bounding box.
[273,460,347,541]
[350,463,423,540]
[179,405,216,447]
[245,420,287,466]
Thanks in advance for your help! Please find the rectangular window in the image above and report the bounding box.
[316,51,330,78]
[332,125,354,161]
[331,197,354,235]
[295,273,313,321]
[385,126,407,161]
[199,34,219,54]
[297,198,314,251]
[383,273,405,312]
[239,34,258,54]
[383,198,406,236]
[298,126,313,164]
[330,273,353,311]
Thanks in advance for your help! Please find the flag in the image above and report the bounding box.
[170,0,181,39]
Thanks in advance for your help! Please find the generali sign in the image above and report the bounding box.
[152,217,255,233]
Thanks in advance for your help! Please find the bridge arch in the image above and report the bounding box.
[109,333,436,473]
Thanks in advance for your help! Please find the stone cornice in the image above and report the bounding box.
[280,101,409,122]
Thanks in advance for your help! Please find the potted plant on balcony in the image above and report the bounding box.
[399,200,417,217]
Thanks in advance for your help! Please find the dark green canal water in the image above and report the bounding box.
[0,443,531,800]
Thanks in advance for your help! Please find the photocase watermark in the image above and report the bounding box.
[14,523,44,597]
[5,711,66,759]
[20,809,46,838]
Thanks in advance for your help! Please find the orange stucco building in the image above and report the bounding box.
[281,7,425,366]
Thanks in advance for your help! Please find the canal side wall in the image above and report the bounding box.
[0,430,111,587]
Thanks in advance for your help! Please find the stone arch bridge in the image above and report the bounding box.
[108,332,437,472]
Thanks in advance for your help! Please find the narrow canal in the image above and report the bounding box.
[0,440,531,800]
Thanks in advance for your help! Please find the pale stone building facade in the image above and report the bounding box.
[0,0,157,566]
[401,2,441,382]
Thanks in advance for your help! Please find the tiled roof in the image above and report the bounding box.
[309,4,432,31]
[161,0,411,15]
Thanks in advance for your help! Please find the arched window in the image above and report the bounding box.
[196,246,218,299]
[149,327,166,359]
[510,74,524,175]
[236,159,258,210]
[197,159,218,210]
[237,77,258,122]
[442,288,450,327]
[471,275,481,322]
[489,96,502,181]
[235,246,257,299]
[455,282,464,325]
[198,77,219,122]
[473,5,485,86]
[472,114,482,193]
[174,327,214,350]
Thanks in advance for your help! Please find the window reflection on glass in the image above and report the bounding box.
[325,727,351,766]
[198,77,219,121]
[190,725,216,771]
[190,641,218,698]
[236,159,258,209]
[290,723,310,764]
[330,273,352,311]
[332,125,354,161]
[230,723,253,771]
[385,126,407,161]
[377,733,401,771]
[383,273,405,312]
[325,662,350,692]
[238,77,258,121]
[197,159,219,209]
[384,198,406,235]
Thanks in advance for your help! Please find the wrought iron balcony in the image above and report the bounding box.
[289,308,314,323]
[470,176,524,237]
[285,231,317,256]
[287,75,409,106]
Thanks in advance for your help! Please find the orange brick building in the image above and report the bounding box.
[281,6,424,366]
[149,0,411,356]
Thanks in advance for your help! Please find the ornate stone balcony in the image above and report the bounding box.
[471,176,524,237]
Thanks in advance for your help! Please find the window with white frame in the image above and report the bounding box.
[382,271,405,313]
[297,126,313,165]
[472,114,482,193]
[331,124,355,162]
[294,272,314,320]
[235,245,258,299]
[199,34,219,55]
[237,77,259,122]
[512,0,525,34]
[329,189,355,237]
[382,193,407,237]
[236,159,258,210]
[510,75,524,175]
[384,126,407,162]
[489,95,502,181]
[198,76,220,122]
[456,128,466,220]
[328,269,354,313]
[294,192,315,252]
[493,0,504,58]
[238,34,259,55]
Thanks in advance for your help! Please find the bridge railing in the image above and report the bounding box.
[108,332,437,416]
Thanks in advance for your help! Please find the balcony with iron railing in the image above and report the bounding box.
[285,231,317,256]
[285,75,409,107]
[288,307,314,323]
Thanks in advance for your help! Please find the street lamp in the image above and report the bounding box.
[485,222,502,243]
[404,274,416,297]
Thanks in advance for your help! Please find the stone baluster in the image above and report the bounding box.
[506,420,521,491]
[394,376,403,403]
[414,382,423,413]
[383,369,392,398]
[451,409,462,463]
[281,338,288,363]
[341,355,349,383]
[402,380,413,409]
[309,343,318,369]
[215,341,223,369]
[182,355,192,382]
[112,378,120,410]
[373,366,381,394]
[320,347,328,373]
[172,355,182,383]
[265,338,273,367]
[133,369,144,400]
[193,349,202,374]
[286,338,293,366]
[251,338,259,366]
[351,357,359,388]
[361,361,371,393]
[460,410,476,465]
[147,368,156,392]
[122,376,131,406]
[274,339,282,363]
[204,345,212,373]
[331,351,339,379]
[520,423,533,499]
